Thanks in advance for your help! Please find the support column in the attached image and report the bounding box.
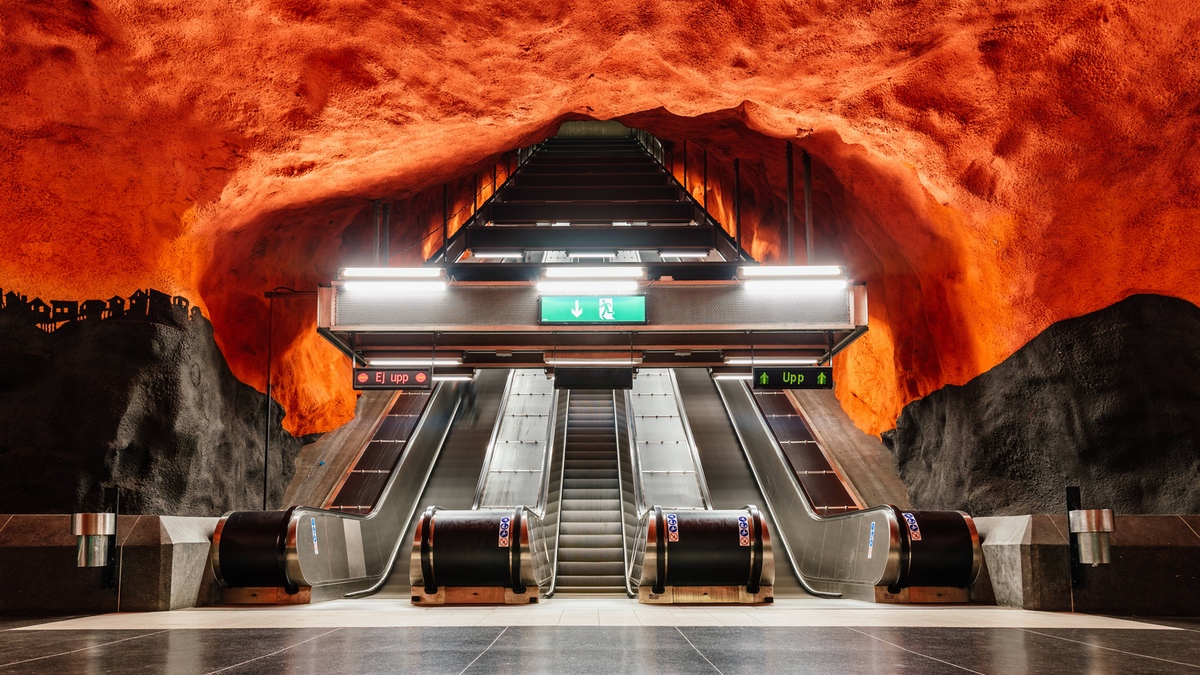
[803,149,814,263]
[786,143,794,265]
[734,158,741,260]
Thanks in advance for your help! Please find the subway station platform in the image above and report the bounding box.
[3,600,1198,674]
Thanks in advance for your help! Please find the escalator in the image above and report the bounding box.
[552,390,627,594]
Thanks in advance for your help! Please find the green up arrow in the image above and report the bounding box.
[817,372,828,385]
[759,372,769,385]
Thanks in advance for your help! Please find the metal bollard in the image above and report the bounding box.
[1068,509,1115,565]
[72,513,116,567]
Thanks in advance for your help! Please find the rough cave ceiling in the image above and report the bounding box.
[2,0,1198,437]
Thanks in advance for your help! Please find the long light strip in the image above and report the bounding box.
[712,373,754,381]
[343,280,447,294]
[341,267,443,278]
[536,280,639,295]
[739,265,844,277]
[368,358,461,367]
[432,375,473,382]
[743,279,848,294]
[659,250,711,258]
[546,359,640,366]
[472,251,524,259]
[567,251,617,258]
[725,357,820,366]
[543,266,645,279]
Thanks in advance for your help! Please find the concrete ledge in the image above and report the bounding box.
[0,514,220,613]
[974,514,1200,615]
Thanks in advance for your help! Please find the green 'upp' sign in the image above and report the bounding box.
[752,367,834,390]
[540,296,647,324]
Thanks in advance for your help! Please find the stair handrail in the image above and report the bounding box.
[631,129,744,259]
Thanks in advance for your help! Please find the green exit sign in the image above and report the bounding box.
[753,367,833,390]
[540,296,647,324]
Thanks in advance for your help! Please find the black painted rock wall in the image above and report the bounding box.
[0,302,303,515]
[883,294,1200,516]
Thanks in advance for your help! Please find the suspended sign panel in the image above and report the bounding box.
[353,368,432,390]
[752,367,833,390]
[539,295,647,324]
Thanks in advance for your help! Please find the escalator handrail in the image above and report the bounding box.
[341,384,463,598]
[713,379,848,598]
[612,390,636,598]
[545,389,572,597]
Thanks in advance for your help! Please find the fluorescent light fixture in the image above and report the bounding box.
[567,251,617,258]
[341,267,443,278]
[612,221,631,226]
[725,357,820,366]
[537,280,639,295]
[552,222,571,227]
[543,266,645,279]
[432,375,473,382]
[659,250,711,258]
[472,251,524,259]
[743,279,848,294]
[368,358,461,367]
[547,359,640,366]
[343,280,447,294]
[739,265,844,277]
[712,373,754,381]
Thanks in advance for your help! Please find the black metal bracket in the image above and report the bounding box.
[101,486,119,591]
[1066,486,1085,591]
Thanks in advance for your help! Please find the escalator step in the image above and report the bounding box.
[559,522,623,535]
[557,547,626,562]
[561,499,622,512]
[562,488,621,500]
[555,561,626,576]
[554,534,624,548]
[562,478,621,489]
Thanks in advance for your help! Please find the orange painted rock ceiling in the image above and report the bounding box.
[2,1,1198,436]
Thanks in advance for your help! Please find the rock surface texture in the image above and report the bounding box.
[0,306,302,515]
[1,1,1198,443]
[883,295,1200,516]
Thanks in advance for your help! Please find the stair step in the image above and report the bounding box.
[557,547,625,563]
[562,488,621,500]
[561,499,622,512]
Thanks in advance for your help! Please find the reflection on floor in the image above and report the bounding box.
[2,600,1198,675]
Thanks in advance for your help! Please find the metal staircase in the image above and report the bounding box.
[553,390,627,593]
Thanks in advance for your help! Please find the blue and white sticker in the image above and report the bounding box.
[738,515,751,546]
[311,517,319,555]
[666,513,679,542]
[902,512,922,541]
[498,516,511,547]
[867,521,875,559]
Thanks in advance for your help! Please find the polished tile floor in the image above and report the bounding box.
[3,600,1198,674]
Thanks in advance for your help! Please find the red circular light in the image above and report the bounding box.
[415,372,427,383]
[356,372,369,383]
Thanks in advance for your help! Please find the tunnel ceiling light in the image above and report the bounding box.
[725,357,820,366]
[471,251,524,259]
[712,373,754,381]
[536,280,639,295]
[431,374,474,382]
[343,280,447,294]
[369,358,461,367]
[543,266,645,279]
[743,279,848,294]
[341,267,443,278]
[566,251,618,258]
[658,250,711,258]
[552,222,571,227]
[738,265,844,278]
